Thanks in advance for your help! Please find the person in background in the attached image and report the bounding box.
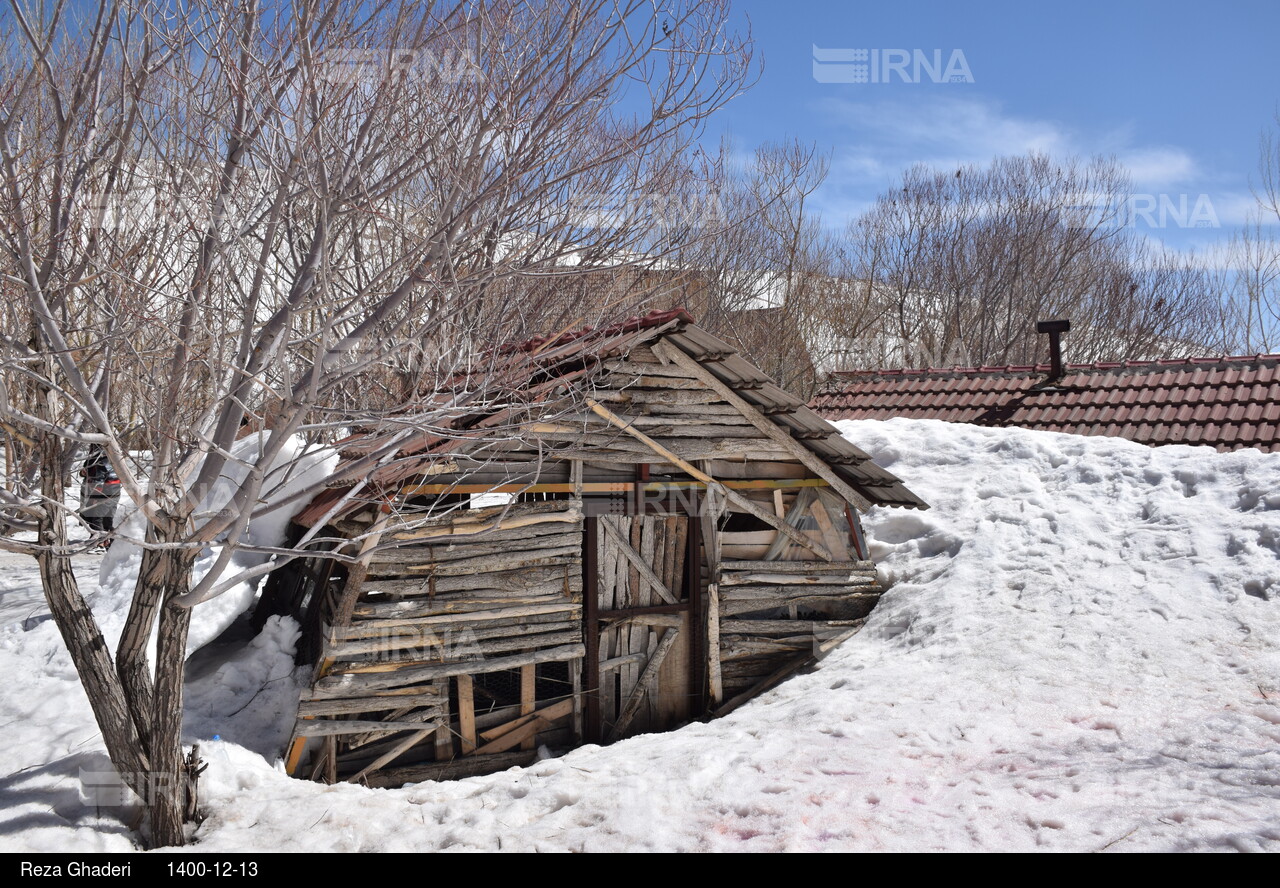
[79,444,121,543]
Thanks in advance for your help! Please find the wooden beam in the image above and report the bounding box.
[470,708,566,757]
[457,675,477,754]
[400,481,630,496]
[316,505,395,681]
[651,340,876,512]
[520,664,536,751]
[293,717,446,737]
[707,583,723,706]
[570,659,584,742]
[392,508,581,542]
[720,560,875,572]
[686,511,705,715]
[284,737,307,776]
[584,398,833,561]
[611,629,679,739]
[475,698,574,747]
[433,677,453,761]
[347,727,437,784]
[699,463,724,709]
[363,751,538,787]
[399,479,832,497]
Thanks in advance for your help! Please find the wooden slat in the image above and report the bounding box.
[298,692,443,717]
[718,573,879,587]
[310,644,586,696]
[809,498,850,560]
[293,715,446,738]
[344,601,580,632]
[346,727,437,784]
[600,651,649,672]
[718,592,881,618]
[571,659,583,742]
[331,629,583,671]
[476,698,574,745]
[720,560,876,572]
[393,508,581,541]
[433,677,453,761]
[473,698,573,756]
[362,751,539,787]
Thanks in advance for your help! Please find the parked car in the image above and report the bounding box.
[80,446,121,536]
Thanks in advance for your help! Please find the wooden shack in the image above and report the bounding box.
[257,309,926,787]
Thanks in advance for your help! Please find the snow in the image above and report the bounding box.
[96,433,337,657]
[1,419,1278,852]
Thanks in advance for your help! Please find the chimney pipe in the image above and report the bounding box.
[1036,319,1070,380]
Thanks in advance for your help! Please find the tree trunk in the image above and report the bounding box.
[116,543,169,751]
[139,545,197,848]
[35,443,152,799]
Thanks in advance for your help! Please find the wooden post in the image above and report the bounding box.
[433,677,453,761]
[520,664,536,750]
[457,674,477,754]
[707,583,723,706]
[570,657,584,742]
[686,511,705,715]
[324,736,337,784]
[697,466,721,713]
[583,517,601,743]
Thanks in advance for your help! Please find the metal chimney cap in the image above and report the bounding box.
[1037,319,1071,334]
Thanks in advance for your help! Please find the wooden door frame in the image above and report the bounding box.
[581,504,705,743]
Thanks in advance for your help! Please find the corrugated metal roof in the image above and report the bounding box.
[295,310,925,526]
[811,355,1280,453]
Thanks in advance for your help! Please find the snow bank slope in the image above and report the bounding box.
[186,419,1280,853]
[2,419,1277,852]
[96,433,337,656]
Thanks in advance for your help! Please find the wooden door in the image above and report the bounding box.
[591,514,698,740]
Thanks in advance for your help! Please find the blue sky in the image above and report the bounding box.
[712,0,1280,253]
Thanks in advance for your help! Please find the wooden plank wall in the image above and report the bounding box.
[708,485,883,699]
[287,500,585,784]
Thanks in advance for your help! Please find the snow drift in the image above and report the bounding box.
[0,419,1277,852]
[96,433,338,656]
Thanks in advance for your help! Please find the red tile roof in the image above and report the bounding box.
[811,355,1280,453]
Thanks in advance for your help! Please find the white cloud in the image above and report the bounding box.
[1118,148,1198,189]
[810,94,1230,239]
[817,94,1070,173]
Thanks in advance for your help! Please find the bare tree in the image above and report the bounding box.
[668,139,880,396]
[1222,114,1280,352]
[842,154,1227,370]
[0,0,753,846]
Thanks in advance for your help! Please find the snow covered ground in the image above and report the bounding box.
[1,419,1277,852]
